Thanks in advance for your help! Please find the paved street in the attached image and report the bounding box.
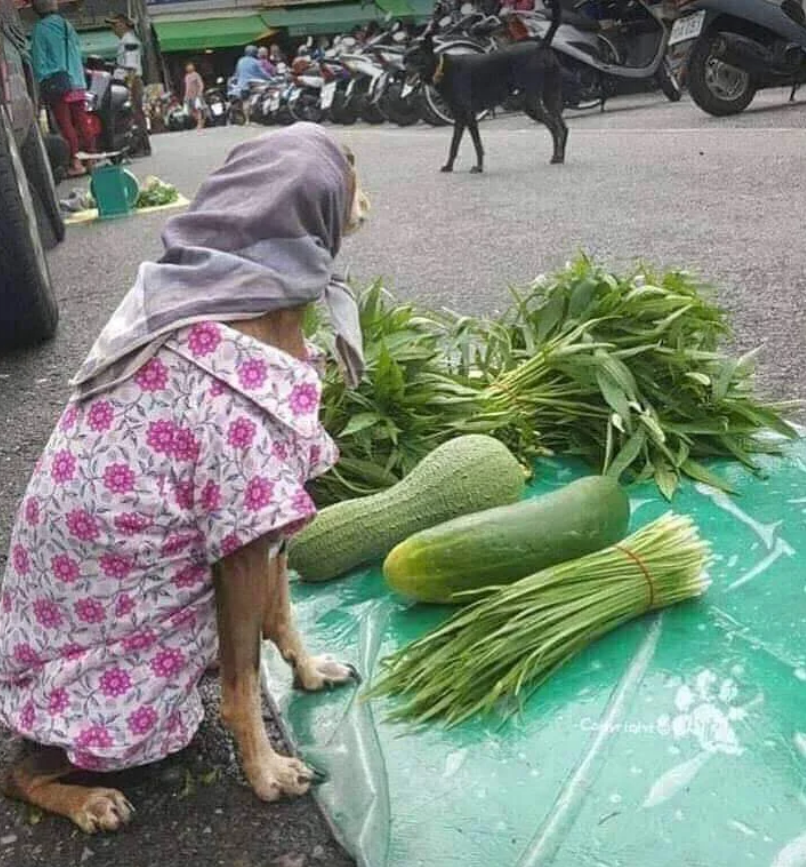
[1,89,805,866]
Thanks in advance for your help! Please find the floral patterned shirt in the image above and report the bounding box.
[0,322,336,771]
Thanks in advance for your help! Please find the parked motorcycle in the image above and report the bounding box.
[289,54,326,124]
[669,0,806,115]
[505,0,681,110]
[83,60,135,158]
[205,78,228,127]
[368,24,422,125]
[321,55,357,124]
[339,33,392,123]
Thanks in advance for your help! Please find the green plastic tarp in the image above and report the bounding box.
[153,15,276,54]
[264,438,806,867]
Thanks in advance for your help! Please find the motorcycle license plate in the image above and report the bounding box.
[669,10,706,46]
[321,81,337,110]
[211,103,224,116]
[270,94,281,111]
[401,81,415,99]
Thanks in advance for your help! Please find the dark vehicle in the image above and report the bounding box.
[0,0,63,348]
[670,0,806,115]
[84,56,135,157]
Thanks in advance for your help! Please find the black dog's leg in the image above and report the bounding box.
[526,97,566,166]
[543,65,568,164]
[467,115,484,173]
[442,116,467,173]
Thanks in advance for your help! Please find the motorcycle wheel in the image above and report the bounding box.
[290,93,324,124]
[379,83,420,127]
[228,106,247,126]
[687,32,756,116]
[275,105,295,126]
[417,91,449,126]
[357,94,386,124]
[656,57,682,103]
[329,91,358,125]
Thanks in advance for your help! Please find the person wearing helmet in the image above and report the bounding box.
[234,44,272,97]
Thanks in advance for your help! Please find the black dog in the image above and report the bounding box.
[406,8,566,173]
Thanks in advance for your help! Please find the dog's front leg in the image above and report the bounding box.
[214,538,315,802]
[467,116,484,173]
[263,547,359,691]
[442,117,466,172]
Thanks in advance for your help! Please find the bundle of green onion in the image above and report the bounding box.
[368,513,711,727]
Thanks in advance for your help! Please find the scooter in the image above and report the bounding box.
[205,78,228,126]
[368,23,422,125]
[504,0,681,110]
[83,59,135,159]
[669,0,806,116]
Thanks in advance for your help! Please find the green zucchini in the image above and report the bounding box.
[288,435,526,582]
[383,475,630,603]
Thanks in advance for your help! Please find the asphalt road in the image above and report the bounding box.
[1,89,805,866]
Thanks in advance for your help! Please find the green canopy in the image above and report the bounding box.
[77,29,120,61]
[262,0,434,36]
[262,5,383,37]
[153,14,276,53]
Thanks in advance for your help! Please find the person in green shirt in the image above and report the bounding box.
[30,0,94,177]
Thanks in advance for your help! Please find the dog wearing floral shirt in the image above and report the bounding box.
[0,125,370,832]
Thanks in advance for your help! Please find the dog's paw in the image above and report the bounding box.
[551,155,565,164]
[247,755,316,802]
[294,654,361,692]
[440,164,454,173]
[71,788,135,834]
[470,165,483,174]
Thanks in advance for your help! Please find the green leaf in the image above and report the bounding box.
[595,370,632,429]
[606,427,647,481]
[374,343,406,404]
[535,289,567,343]
[339,412,383,437]
[680,458,736,493]
[654,461,679,501]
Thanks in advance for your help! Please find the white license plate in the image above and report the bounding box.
[270,94,280,111]
[211,103,223,116]
[669,10,706,46]
[321,81,337,110]
[401,81,414,99]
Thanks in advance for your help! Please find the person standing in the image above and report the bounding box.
[183,62,206,131]
[30,0,95,177]
[106,13,151,157]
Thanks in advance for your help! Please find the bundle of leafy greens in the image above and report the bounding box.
[368,513,711,726]
[307,259,798,505]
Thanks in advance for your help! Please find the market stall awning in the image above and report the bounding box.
[77,29,120,61]
[261,4,382,36]
[153,15,275,53]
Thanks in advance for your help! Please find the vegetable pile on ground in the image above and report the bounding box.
[136,176,179,209]
[307,258,798,505]
[368,512,712,726]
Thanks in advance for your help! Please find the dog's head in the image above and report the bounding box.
[404,31,439,85]
[341,144,371,236]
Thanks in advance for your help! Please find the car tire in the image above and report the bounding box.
[0,111,59,347]
[22,121,65,250]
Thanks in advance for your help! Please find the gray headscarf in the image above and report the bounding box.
[71,123,364,400]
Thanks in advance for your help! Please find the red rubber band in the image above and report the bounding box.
[616,544,656,610]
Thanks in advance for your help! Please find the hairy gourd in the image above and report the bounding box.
[384,475,630,603]
[288,435,526,582]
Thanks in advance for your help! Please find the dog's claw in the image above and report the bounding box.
[345,663,363,684]
[309,765,329,784]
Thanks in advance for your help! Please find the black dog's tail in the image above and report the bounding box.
[541,0,562,48]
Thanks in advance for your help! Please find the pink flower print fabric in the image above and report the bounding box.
[0,322,337,771]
